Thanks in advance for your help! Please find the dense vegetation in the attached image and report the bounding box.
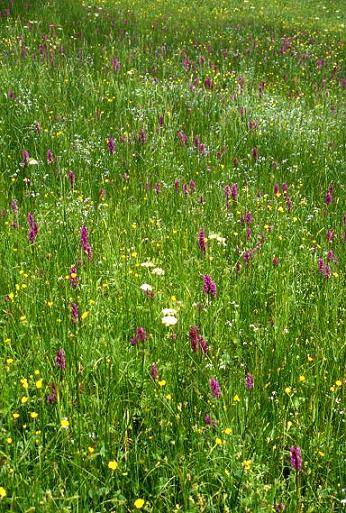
[0,0,345,511]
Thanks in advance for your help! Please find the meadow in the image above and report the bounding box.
[0,0,345,511]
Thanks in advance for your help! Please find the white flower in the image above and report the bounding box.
[161,308,176,316]
[28,158,39,165]
[141,261,155,268]
[151,267,165,276]
[140,283,153,293]
[161,315,178,327]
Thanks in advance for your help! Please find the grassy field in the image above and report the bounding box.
[0,0,345,511]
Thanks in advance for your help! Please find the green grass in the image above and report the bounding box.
[0,0,345,511]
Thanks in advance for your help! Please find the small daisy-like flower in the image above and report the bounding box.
[242,459,252,471]
[134,498,145,509]
[60,418,69,429]
[108,460,118,470]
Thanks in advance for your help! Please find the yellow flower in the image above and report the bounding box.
[223,428,232,435]
[233,394,240,402]
[242,459,252,471]
[60,418,69,429]
[12,413,20,420]
[35,379,43,389]
[335,380,342,387]
[165,394,172,401]
[34,370,40,376]
[20,378,28,389]
[108,460,118,470]
[158,380,166,387]
[215,437,223,446]
[21,396,29,404]
[284,387,292,395]
[81,311,90,321]
[6,438,12,445]
[134,498,145,509]
[318,450,325,457]
[30,412,38,419]
[0,487,6,499]
[88,447,95,455]
[298,375,306,382]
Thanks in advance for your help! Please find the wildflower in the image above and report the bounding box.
[204,77,213,90]
[71,303,79,323]
[35,379,43,389]
[47,383,57,404]
[27,212,38,243]
[138,129,147,144]
[223,428,232,435]
[162,315,177,327]
[209,378,221,398]
[245,373,254,390]
[111,57,120,71]
[198,229,207,254]
[80,225,93,260]
[107,137,116,154]
[10,199,18,215]
[242,459,252,471]
[326,230,334,243]
[290,446,302,471]
[202,275,217,298]
[46,149,54,164]
[69,265,79,288]
[30,412,38,419]
[215,437,223,446]
[134,498,145,509]
[0,487,6,499]
[274,503,286,512]
[140,283,152,293]
[60,418,69,429]
[199,337,208,354]
[108,460,118,470]
[54,348,66,370]
[151,267,164,276]
[88,446,95,454]
[189,325,200,352]
[22,150,30,166]
[284,387,292,395]
[150,363,159,380]
[34,121,41,134]
[130,327,147,346]
[252,147,258,160]
[272,256,279,266]
[67,170,75,188]
[233,394,240,402]
[325,186,333,206]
